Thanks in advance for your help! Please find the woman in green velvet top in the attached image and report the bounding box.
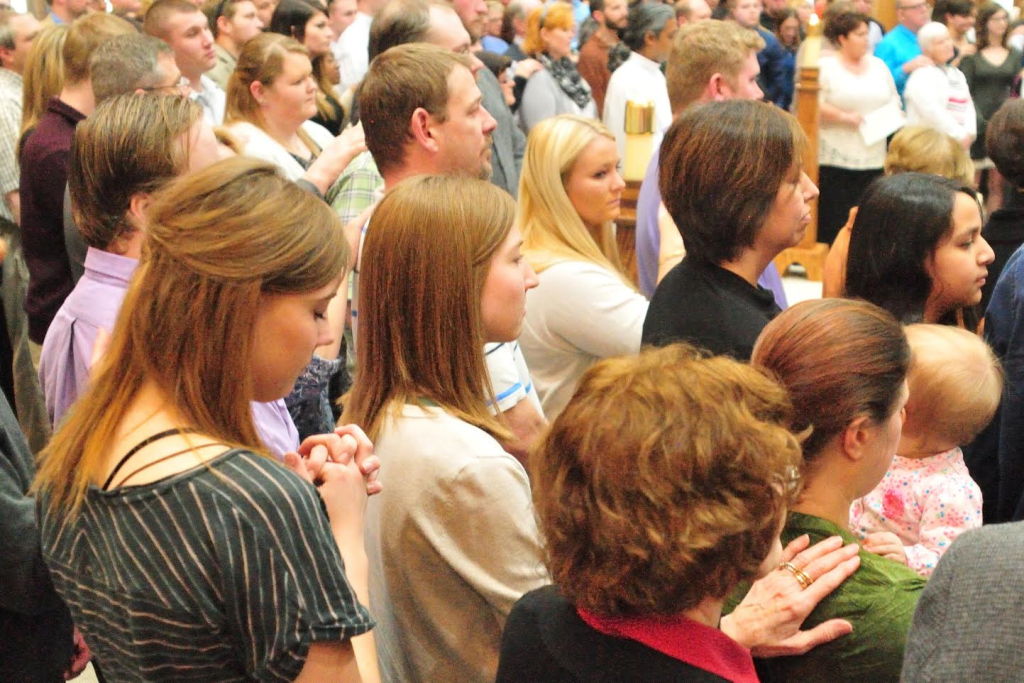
[740,298,926,683]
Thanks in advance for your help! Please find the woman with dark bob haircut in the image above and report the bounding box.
[729,298,925,683]
[845,172,994,328]
[496,344,863,682]
[642,99,819,359]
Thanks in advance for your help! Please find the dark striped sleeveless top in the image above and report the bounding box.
[40,449,373,682]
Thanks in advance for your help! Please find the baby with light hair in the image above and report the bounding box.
[851,324,1002,576]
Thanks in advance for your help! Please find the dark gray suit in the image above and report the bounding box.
[477,67,525,198]
[902,522,1024,682]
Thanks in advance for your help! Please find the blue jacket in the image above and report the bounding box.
[756,26,792,109]
[983,244,1024,521]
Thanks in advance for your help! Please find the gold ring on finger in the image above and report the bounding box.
[778,560,814,590]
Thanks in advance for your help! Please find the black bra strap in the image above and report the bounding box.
[102,428,199,490]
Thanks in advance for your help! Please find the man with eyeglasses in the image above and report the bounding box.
[875,0,934,96]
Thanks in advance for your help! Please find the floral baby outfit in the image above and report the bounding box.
[850,447,982,577]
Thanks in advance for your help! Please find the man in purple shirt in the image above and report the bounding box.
[19,13,134,349]
[39,94,303,457]
[635,20,788,307]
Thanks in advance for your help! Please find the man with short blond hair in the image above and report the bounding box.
[145,0,225,123]
[634,20,788,308]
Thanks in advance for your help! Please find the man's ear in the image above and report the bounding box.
[706,72,728,101]
[408,106,441,153]
[839,415,873,462]
[0,47,12,72]
[127,192,152,229]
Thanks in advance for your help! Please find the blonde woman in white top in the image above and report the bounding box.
[518,115,650,419]
[817,7,901,246]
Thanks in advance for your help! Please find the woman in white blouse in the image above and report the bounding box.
[518,115,654,419]
[817,7,901,246]
[905,22,977,151]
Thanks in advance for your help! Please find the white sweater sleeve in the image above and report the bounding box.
[905,67,969,140]
[533,262,648,359]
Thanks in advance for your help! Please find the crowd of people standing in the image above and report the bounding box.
[4,0,1024,680]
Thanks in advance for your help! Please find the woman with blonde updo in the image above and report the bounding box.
[518,114,654,419]
[34,158,379,682]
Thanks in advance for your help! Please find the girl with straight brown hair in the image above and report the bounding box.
[342,174,547,683]
[734,298,925,683]
[34,157,379,683]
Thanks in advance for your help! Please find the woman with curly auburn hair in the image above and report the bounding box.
[496,344,863,683]
[735,298,925,683]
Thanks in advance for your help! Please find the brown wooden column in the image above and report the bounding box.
[876,0,897,31]
[773,29,830,282]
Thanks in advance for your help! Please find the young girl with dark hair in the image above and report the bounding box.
[845,172,994,328]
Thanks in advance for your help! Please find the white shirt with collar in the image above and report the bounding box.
[602,51,672,163]
[190,74,226,125]
[335,11,372,93]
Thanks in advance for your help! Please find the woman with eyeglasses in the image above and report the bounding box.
[518,1,596,133]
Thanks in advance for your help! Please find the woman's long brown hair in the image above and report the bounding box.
[342,175,515,441]
[34,157,348,516]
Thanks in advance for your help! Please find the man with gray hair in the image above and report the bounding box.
[89,33,186,104]
[675,0,712,24]
[0,8,43,458]
[603,2,677,161]
[875,0,934,96]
